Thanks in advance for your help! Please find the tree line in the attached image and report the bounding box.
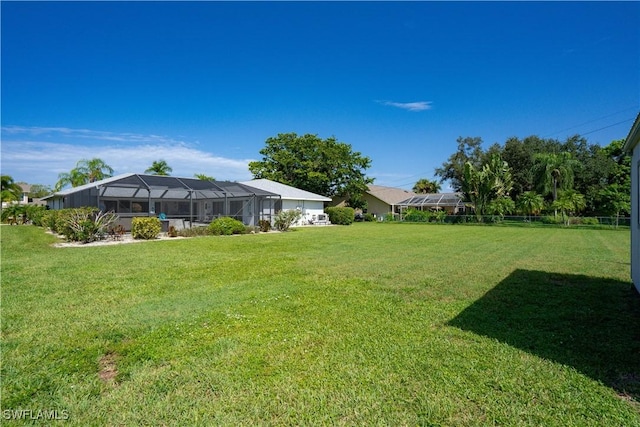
[432,135,630,220]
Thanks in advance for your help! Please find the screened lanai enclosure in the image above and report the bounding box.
[397,193,466,216]
[44,174,281,229]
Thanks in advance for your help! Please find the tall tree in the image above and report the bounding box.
[412,178,441,194]
[55,158,114,191]
[462,154,513,221]
[145,160,173,176]
[1,175,23,202]
[248,133,373,198]
[532,152,578,202]
[501,135,560,200]
[596,184,630,227]
[586,139,631,216]
[435,136,486,192]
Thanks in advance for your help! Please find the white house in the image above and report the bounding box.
[241,179,332,226]
[623,113,640,292]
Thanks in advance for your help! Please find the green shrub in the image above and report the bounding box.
[364,213,375,222]
[42,210,60,232]
[56,207,97,240]
[403,209,431,222]
[383,212,397,222]
[132,217,162,240]
[433,210,447,223]
[49,207,118,243]
[208,217,246,235]
[273,210,302,232]
[55,209,74,237]
[1,204,27,224]
[541,215,563,225]
[26,205,47,226]
[581,217,600,225]
[258,219,272,232]
[325,207,354,225]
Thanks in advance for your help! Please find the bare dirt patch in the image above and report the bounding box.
[98,352,119,384]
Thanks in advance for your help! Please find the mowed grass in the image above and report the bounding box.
[1,223,639,426]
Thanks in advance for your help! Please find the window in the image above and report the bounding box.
[131,202,149,213]
[103,200,117,213]
[230,200,244,220]
[212,201,224,217]
[118,200,131,213]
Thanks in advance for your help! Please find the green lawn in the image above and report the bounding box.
[1,223,639,426]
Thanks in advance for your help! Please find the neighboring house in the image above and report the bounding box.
[333,185,416,219]
[623,112,640,292]
[397,193,465,215]
[42,173,279,230]
[17,184,30,204]
[1,183,46,208]
[1,184,30,208]
[240,179,332,226]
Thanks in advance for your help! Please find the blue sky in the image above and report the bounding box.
[2,1,638,191]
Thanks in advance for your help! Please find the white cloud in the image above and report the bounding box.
[377,100,433,112]
[0,126,255,185]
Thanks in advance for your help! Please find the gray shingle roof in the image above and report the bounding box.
[366,185,416,205]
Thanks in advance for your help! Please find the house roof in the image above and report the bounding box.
[623,111,640,152]
[240,179,332,202]
[366,185,416,206]
[43,173,279,200]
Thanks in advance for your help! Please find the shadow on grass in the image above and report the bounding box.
[448,269,640,400]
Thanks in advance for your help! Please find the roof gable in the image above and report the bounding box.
[624,111,640,152]
[366,185,416,205]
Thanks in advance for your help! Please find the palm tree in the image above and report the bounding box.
[517,191,544,221]
[1,175,23,202]
[462,154,513,221]
[54,158,114,191]
[532,152,578,202]
[553,190,586,226]
[145,160,172,176]
[77,158,114,183]
[54,169,88,191]
[412,178,441,194]
[194,173,215,181]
